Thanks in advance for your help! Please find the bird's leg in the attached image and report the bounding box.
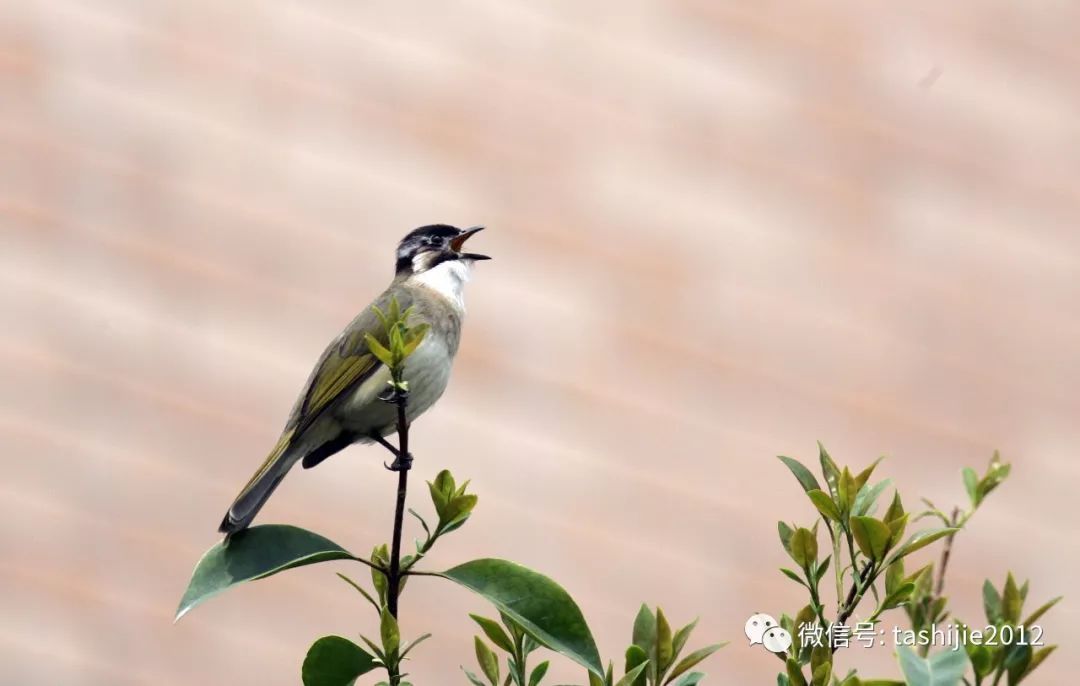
[371,433,413,471]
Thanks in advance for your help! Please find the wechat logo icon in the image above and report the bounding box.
[744,613,792,654]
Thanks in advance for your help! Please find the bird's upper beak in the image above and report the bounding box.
[450,226,491,261]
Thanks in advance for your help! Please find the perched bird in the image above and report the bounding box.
[219,224,489,536]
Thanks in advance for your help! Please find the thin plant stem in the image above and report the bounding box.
[387,393,410,619]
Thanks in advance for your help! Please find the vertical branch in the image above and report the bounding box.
[934,507,962,596]
[387,395,411,619]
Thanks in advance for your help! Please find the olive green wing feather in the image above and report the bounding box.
[286,288,414,434]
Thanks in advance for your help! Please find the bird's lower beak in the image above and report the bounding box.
[451,225,491,261]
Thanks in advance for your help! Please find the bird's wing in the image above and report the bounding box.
[285,287,415,436]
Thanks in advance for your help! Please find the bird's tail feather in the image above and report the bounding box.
[219,430,297,535]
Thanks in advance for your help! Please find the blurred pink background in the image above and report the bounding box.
[2,1,1077,684]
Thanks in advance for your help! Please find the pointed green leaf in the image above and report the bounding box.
[818,442,841,499]
[667,644,726,683]
[441,559,602,675]
[838,468,857,513]
[302,636,378,686]
[854,479,892,517]
[1002,573,1022,625]
[616,662,650,686]
[671,618,698,664]
[851,516,891,561]
[1022,595,1062,626]
[778,522,795,555]
[854,457,884,488]
[625,645,648,686]
[807,489,842,521]
[962,468,979,506]
[475,637,499,685]
[633,604,657,652]
[983,580,1003,624]
[1021,645,1057,681]
[780,568,809,587]
[786,658,809,686]
[881,582,916,610]
[176,525,354,620]
[889,528,958,563]
[789,527,818,568]
[810,660,831,686]
[380,607,400,657]
[463,668,488,686]
[885,559,905,595]
[779,456,822,492]
[656,607,674,671]
[528,661,550,686]
[470,614,515,653]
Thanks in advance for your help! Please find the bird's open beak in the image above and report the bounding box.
[450,225,491,261]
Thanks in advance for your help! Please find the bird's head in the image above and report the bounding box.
[395,224,490,276]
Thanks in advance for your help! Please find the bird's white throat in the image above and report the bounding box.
[413,259,472,311]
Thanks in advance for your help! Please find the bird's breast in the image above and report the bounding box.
[334,335,455,436]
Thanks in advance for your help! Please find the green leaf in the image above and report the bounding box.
[616,662,650,686]
[336,572,379,612]
[818,442,841,500]
[853,479,892,517]
[666,644,726,683]
[789,527,818,568]
[528,661,550,686]
[302,636,378,686]
[850,516,891,561]
[888,528,958,563]
[1004,643,1032,685]
[668,673,704,686]
[786,658,809,686]
[884,492,905,524]
[814,555,831,585]
[780,568,809,588]
[886,513,910,548]
[441,559,603,676]
[810,660,831,686]
[380,607,400,657]
[779,456,822,492]
[1022,595,1062,626]
[176,525,354,620]
[778,522,795,555]
[885,559,905,595]
[983,580,1003,625]
[807,490,842,521]
[854,457,885,490]
[371,544,390,605]
[881,582,916,610]
[632,604,657,652]
[896,646,968,686]
[625,645,648,686]
[463,668,488,686]
[838,468,857,513]
[1020,645,1057,682]
[470,614,515,653]
[671,618,698,663]
[475,637,499,685]
[399,633,431,659]
[429,470,456,518]
[962,468,979,506]
[967,644,993,678]
[363,333,394,367]
[1001,573,1022,625]
[656,607,674,672]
